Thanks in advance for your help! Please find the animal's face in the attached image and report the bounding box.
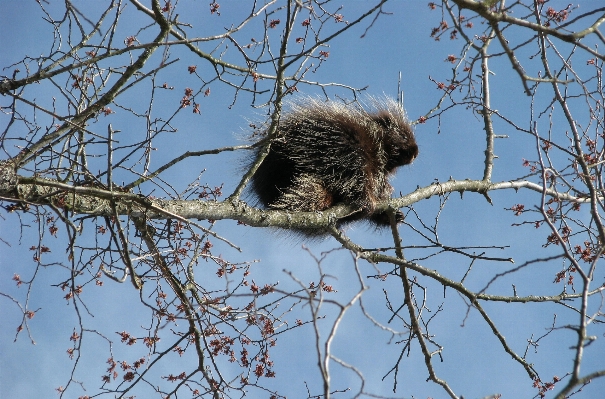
[386,135,418,170]
[372,113,418,170]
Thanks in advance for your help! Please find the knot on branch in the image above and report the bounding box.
[0,160,18,194]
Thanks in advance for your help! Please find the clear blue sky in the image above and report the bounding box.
[1,1,603,398]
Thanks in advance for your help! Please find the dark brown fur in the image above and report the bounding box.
[249,97,418,235]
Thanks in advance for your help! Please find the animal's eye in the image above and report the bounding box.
[372,115,393,129]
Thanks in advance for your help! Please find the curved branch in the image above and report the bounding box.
[452,0,605,60]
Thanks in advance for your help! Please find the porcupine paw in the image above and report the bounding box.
[369,209,404,227]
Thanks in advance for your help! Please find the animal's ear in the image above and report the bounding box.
[371,112,394,129]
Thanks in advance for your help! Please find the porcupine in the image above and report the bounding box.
[249,96,418,235]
